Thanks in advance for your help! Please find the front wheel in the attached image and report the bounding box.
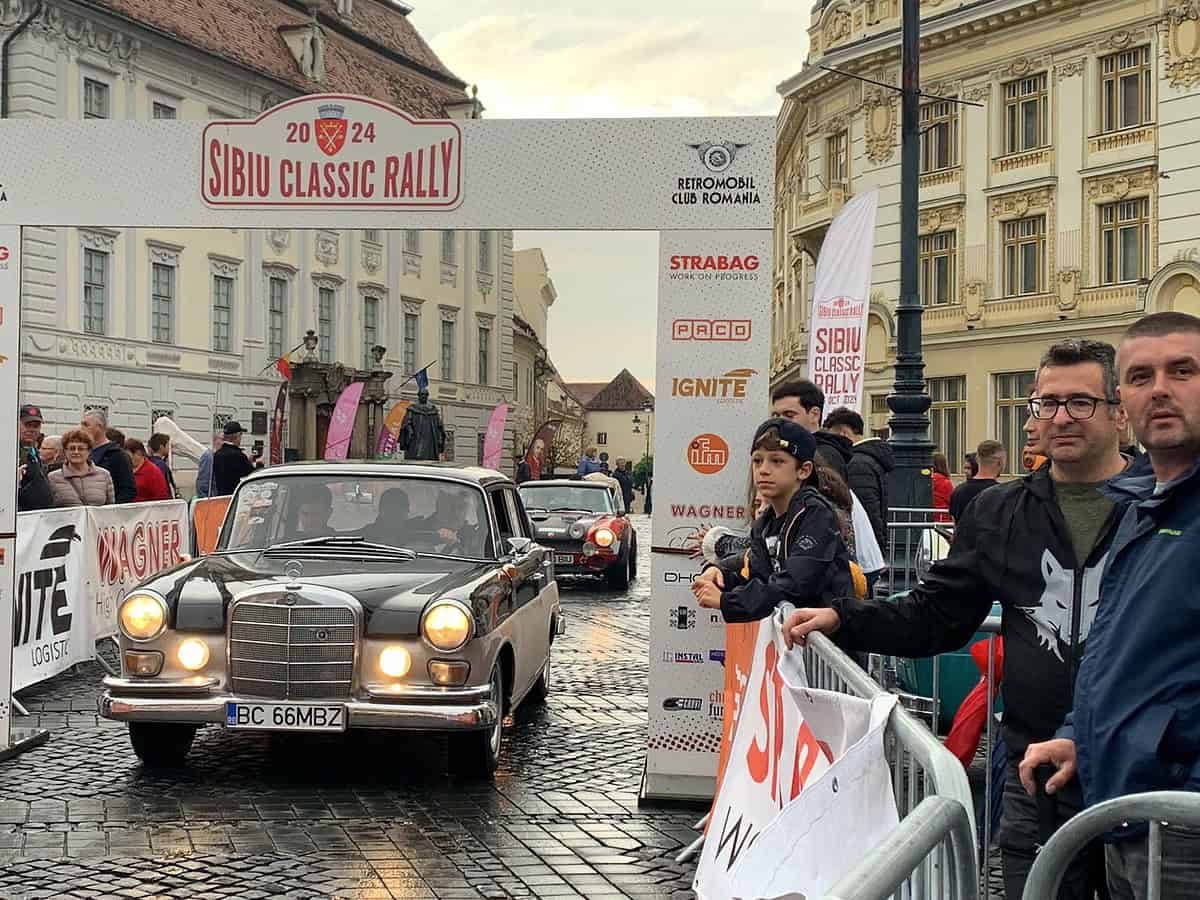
[605,547,632,591]
[128,722,197,768]
[449,664,504,777]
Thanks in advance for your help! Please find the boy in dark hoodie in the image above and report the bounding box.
[692,418,854,621]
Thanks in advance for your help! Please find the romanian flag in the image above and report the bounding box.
[276,356,293,381]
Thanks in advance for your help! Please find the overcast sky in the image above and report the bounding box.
[409,1,810,388]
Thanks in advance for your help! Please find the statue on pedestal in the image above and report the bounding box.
[399,388,447,461]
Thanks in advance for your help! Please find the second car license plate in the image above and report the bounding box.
[554,553,576,565]
[225,702,346,732]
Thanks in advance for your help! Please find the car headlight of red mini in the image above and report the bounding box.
[593,527,616,548]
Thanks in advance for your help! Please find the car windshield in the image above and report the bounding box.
[220,474,494,559]
[520,484,613,515]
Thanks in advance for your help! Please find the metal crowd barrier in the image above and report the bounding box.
[1022,791,1200,900]
[803,630,978,899]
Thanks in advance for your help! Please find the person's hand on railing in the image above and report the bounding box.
[690,566,723,609]
[1019,738,1077,796]
[782,607,841,648]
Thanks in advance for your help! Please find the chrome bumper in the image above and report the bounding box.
[99,676,497,732]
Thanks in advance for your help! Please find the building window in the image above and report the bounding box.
[441,230,456,264]
[920,99,958,172]
[1100,197,1150,285]
[514,362,521,403]
[268,276,287,360]
[1101,47,1152,133]
[441,320,455,381]
[403,312,418,375]
[363,296,379,369]
[994,371,1036,473]
[212,275,233,352]
[1004,73,1048,154]
[404,230,420,253]
[919,231,956,306]
[477,323,490,385]
[83,78,109,119]
[927,376,967,472]
[597,433,608,446]
[318,287,335,363]
[1003,215,1046,297]
[152,262,174,344]
[826,131,848,185]
[478,231,493,273]
[363,230,381,243]
[83,248,107,335]
[152,101,176,120]
[871,395,890,415]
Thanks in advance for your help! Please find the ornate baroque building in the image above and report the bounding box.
[774,0,1200,473]
[0,0,514,486]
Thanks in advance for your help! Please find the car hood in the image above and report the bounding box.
[527,510,608,538]
[144,552,497,636]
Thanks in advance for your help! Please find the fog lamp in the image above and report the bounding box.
[379,645,412,678]
[177,639,210,672]
[428,660,470,686]
[124,650,163,677]
[581,541,598,557]
[593,527,615,548]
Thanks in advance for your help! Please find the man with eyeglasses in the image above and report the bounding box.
[781,338,1129,900]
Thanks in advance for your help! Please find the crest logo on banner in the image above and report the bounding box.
[314,103,348,156]
[688,434,730,475]
[687,141,750,173]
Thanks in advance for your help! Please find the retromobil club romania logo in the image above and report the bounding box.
[688,434,730,475]
[673,140,760,207]
[202,95,462,208]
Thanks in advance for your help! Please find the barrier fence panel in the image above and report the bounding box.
[803,630,978,898]
[1022,791,1200,900]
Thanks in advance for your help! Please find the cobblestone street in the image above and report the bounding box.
[0,518,703,899]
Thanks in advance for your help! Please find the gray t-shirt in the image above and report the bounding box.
[1055,481,1114,566]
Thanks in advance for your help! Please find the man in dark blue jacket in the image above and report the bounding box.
[1022,312,1200,899]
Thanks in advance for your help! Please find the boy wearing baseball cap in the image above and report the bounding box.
[692,418,854,621]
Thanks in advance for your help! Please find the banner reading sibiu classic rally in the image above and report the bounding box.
[12,501,188,691]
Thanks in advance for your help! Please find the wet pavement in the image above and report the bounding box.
[0,516,703,899]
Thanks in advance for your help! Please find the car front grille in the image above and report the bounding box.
[228,601,356,700]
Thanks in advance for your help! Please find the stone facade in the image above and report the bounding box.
[775,0,1200,473]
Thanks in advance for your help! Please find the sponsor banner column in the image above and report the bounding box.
[644,230,772,801]
[0,226,17,750]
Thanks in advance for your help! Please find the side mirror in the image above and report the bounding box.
[507,536,532,556]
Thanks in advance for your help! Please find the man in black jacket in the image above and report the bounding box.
[769,380,851,480]
[82,409,135,503]
[613,458,635,513]
[823,407,893,553]
[784,339,1129,900]
[212,421,255,496]
[17,404,52,511]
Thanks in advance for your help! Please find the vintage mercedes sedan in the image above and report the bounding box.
[100,462,562,776]
[518,477,637,589]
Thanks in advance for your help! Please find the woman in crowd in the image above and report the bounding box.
[125,438,171,502]
[38,435,63,473]
[48,429,114,507]
[931,451,954,523]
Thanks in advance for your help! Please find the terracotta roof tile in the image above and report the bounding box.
[579,370,655,411]
[88,0,468,117]
[565,382,608,408]
[325,0,462,84]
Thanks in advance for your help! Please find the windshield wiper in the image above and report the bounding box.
[549,507,600,514]
[263,536,417,559]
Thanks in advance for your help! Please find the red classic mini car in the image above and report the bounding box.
[518,477,638,589]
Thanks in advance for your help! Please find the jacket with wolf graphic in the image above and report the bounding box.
[832,466,1126,758]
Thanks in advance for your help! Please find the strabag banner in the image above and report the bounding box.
[694,612,899,900]
[805,190,879,413]
[645,229,771,802]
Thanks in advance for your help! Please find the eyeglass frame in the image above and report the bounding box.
[1027,395,1119,420]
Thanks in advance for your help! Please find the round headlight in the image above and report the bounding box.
[593,527,615,548]
[422,602,473,652]
[568,522,587,540]
[379,645,412,678]
[119,593,167,642]
[177,638,210,671]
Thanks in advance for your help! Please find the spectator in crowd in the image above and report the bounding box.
[784,339,1129,900]
[82,410,135,503]
[1023,389,1051,472]
[195,430,222,499]
[125,438,171,503]
[39,435,63,473]
[576,446,604,477]
[49,429,114,507]
[824,407,894,554]
[17,403,52,512]
[211,421,254,496]
[931,451,954,523]
[692,418,854,621]
[949,439,1005,521]
[964,452,979,480]
[147,433,177,498]
[1022,314,1200,899]
[105,427,126,448]
[613,458,635,512]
